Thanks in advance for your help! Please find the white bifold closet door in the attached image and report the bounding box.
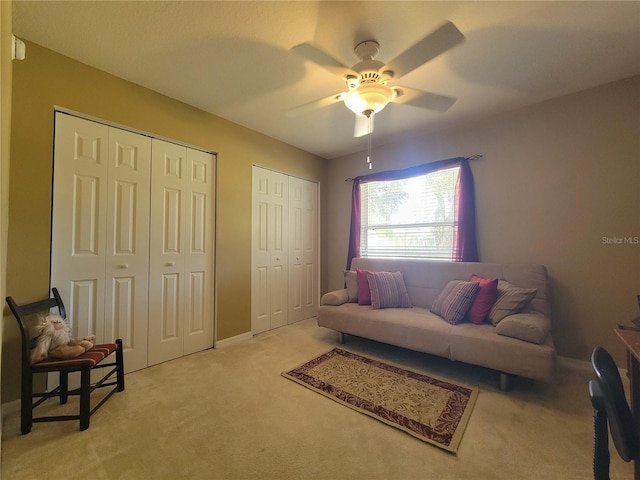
[51,113,215,373]
[148,140,215,366]
[52,114,151,372]
[252,168,289,334]
[251,166,318,335]
[288,176,319,323]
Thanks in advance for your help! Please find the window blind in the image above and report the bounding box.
[360,166,459,260]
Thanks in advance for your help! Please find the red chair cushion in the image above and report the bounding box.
[32,343,118,370]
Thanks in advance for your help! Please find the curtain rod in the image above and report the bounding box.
[344,154,483,182]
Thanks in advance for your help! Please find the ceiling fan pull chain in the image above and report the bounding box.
[367,115,373,170]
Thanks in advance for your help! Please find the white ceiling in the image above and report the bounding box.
[12,1,640,159]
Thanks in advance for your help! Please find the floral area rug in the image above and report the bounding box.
[282,348,478,453]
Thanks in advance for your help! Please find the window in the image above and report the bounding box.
[347,157,478,268]
[360,166,459,260]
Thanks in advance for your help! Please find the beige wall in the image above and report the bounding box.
[327,75,640,365]
[2,41,328,403]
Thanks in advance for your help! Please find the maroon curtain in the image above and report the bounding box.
[346,157,478,270]
[452,159,478,262]
[347,180,361,268]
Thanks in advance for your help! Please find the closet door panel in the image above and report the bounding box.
[288,177,304,324]
[183,148,214,354]
[288,177,318,322]
[51,114,108,342]
[161,272,181,338]
[149,139,186,366]
[268,171,288,329]
[69,280,100,339]
[302,180,319,319]
[252,167,272,334]
[105,127,151,372]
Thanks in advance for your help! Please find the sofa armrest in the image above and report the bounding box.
[495,311,551,344]
[321,289,350,306]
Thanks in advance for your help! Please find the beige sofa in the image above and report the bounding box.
[318,257,557,390]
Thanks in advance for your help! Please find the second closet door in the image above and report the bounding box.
[148,140,214,366]
[251,167,318,334]
[252,168,289,334]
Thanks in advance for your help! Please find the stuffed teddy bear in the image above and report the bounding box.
[30,314,96,364]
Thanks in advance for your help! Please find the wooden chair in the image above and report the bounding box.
[6,288,125,433]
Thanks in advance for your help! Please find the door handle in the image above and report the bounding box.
[117,264,129,269]
[166,262,175,267]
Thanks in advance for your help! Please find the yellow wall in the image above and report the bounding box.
[327,75,640,366]
[3,41,328,403]
[1,0,15,449]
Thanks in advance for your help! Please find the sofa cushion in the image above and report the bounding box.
[495,311,551,344]
[430,280,480,325]
[366,271,412,309]
[467,274,499,324]
[357,269,373,305]
[488,280,538,325]
[344,270,358,302]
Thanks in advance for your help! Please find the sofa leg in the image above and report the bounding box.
[339,332,346,344]
[499,373,512,392]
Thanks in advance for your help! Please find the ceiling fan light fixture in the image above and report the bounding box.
[344,83,395,116]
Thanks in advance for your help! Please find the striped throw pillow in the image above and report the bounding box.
[487,280,538,325]
[366,271,412,309]
[430,280,480,325]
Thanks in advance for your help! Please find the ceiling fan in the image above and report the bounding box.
[288,21,465,137]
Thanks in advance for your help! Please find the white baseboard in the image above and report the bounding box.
[215,331,253,349]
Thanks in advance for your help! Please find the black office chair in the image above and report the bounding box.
[6,288,125,433]
[589,346,639,479]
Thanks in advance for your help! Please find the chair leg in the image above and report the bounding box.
[116,339,125,392]
[79,365,91,431]
[59,371,69,404]
[593,408,610,480]
[499,373,512,392]
[21,370,33,435]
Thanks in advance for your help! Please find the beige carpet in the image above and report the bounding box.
[283,347,478,452]
[1,317,634,480]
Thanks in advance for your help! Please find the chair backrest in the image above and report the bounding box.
[591,346,639,462]
[5,288,66,368]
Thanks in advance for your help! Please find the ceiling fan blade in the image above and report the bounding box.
[384,21,465,79]
[285,92,347,118]
[354,114,374,138]
[391,86,457,112]
[291,43,355,78]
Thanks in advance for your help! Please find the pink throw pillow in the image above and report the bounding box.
[467,274,499,324]
[357,269,373,305]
